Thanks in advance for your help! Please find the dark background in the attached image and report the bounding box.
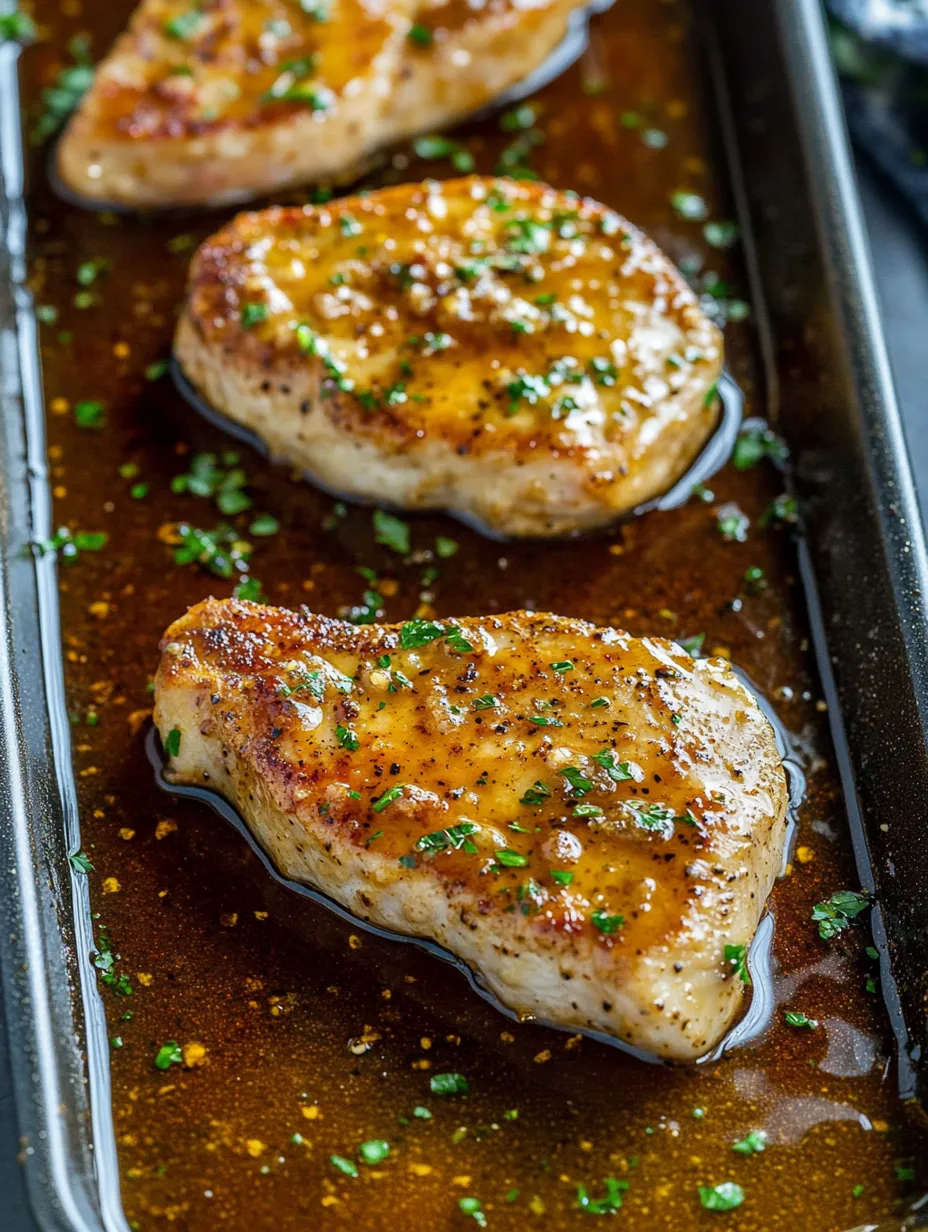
[2,164,928,1230]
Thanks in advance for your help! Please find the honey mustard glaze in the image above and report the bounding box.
[17,0,927,1228]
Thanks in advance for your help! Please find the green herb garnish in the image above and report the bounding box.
[576,1177,629,1215]
[519,781,551,806]
[783,1010,818,1029]
[592,749,633,782]
[372,785,405,812]
[698,1182,744,1212]
[373,509,410,555]
[724,943,751,985]
[590,909,624,934]
[732,1130,766,1155]
[358,1139,390,1165]
[812,890,870,940]
[153,1041,183,1070]
[430,1072,469,1095]
[416,823,480,853]
[495,849,529,868]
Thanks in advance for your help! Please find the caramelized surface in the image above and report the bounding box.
[19,0,928,1227]
[154,600,787,1058]
[175,178,721,534]
[55,0,591,205]
[65,0,403,138]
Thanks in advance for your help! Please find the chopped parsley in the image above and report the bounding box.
[399,619,473,654]
[473,695,497,711]
[590,909,624,934]
[743,565,767,594]
[430,1072,469,1096]
[70,851,94,874]
[358,1139,390,1165]
[592,749,633,782]
[573,802,603,818]
[732,1130,767,1155]
[173,523,252,580]
[37,527,107,561]
[459,1197,487,1227]
[164,728,181,758]
[407,23,433,47]
[163,9,205,39]
[92,927,133,997]
[74,399,105,429]
[413,134,475,172]
[372,785,405,813]
[240,301,269,329]
[172,451,253,514]
[724,943,751,985]
[670,190,708,220]
[698,1182,744,1212]
[339,213,363,238]
[760,493,798,527]
[519,781,551,807]
[0,10,35,41]
[576,1177,629,1215]
[551,870,574,886]
[335,724,359,752]
[784,1010,818,1030]
[249,513,279,536]
[153,1041,183,1070]
[733,420,788,470]
[296,323,354,393]
[494,849,529,868]
[704,220,740,249]
[416,823,480,854]
[812,889,870,940]
[550,660,574,673]
[558,766,594,796]
[625,801,677,838]
[76,257,108,287]
[330,1154,358,1178]
[500,104,537,132]
[716,502,750,543]
[278,670,325,700]
[373,508,410,555]
[31,34,94,144]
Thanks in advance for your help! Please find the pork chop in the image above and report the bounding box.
[153,599,788,1060]
[174,177,723,538]
[56,0,595,208]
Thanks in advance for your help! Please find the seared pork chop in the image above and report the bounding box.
[56,0,594,208]
[154,599,788,1060]
[174,177,723,538]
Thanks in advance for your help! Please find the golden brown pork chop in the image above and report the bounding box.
[174,177,723,537]
[56,0,594,208]
[153,599,787,1060]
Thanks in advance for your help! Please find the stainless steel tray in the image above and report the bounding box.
[1,0,926,1227]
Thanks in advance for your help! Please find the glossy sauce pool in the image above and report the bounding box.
[18,0,928,1228]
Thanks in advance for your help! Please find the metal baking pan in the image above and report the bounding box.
[1,0,927,1228]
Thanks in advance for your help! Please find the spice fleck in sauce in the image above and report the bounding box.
[18,0,927,1228]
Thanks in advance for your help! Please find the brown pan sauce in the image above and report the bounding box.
[18,0,928,1227]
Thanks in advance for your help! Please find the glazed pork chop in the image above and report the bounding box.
[153,599,788,1060]
[56,0,595,209]
[174,177,723,538]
